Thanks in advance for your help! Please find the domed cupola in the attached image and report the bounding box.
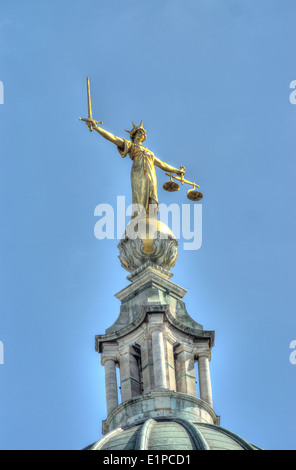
[86,418,260,451]
[85,260,262,450]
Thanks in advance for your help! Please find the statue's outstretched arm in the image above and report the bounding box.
[154,156,185,176]
[87,120,124,149]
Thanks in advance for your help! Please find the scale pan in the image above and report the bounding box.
[187,190,203,201]
[163,181,180,192]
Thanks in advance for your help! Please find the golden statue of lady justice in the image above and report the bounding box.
[79,78,202,218]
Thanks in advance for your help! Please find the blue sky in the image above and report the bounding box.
[0,0,296,450]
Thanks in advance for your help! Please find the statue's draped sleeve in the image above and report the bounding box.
[117,139,132,158]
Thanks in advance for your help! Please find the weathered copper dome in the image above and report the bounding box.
[85,418,261,451]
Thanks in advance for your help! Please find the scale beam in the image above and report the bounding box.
[163,172,203,201]
[164,172,200,189]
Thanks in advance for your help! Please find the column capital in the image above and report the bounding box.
[100,342,119,364]
[174,343,195,356]
[101,356,119,366]
[148,324,167,336]
[196,349,211,361]
[137,333,150,345]
[118,346,130,357]
[162,329,177,345]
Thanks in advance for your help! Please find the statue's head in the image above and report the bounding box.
[125,120,147,142]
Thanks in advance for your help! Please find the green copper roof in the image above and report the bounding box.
[86,418,261,451]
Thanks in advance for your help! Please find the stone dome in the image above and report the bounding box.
[85,418,261,451]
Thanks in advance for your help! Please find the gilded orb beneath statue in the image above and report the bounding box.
[118,217,179,273]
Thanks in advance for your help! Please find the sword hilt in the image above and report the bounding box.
[79,117,103,125]
[79,117,103,132]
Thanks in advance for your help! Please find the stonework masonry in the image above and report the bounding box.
[95,264,217,435]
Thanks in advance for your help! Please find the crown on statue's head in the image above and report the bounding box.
[125,120,148,142]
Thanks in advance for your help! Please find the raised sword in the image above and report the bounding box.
[79,77,103,131]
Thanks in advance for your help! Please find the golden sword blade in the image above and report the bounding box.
[79,76,103,129]
[87,76,92,120]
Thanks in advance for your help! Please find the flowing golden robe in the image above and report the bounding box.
[118,139,158,215]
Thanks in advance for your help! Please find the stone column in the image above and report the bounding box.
[119,347,142,402]
[198,354,213,408]
[104,359,118,415]
[164,337,176,392]
[129,348,142,397]
[139,335,155,394]
[151,329,167,390]
[119,351,132,402]
[175,345,197,397]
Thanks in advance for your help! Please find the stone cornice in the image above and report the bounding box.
[114,269,188,303]
[96,304,215,352]
[127,261,174,282]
